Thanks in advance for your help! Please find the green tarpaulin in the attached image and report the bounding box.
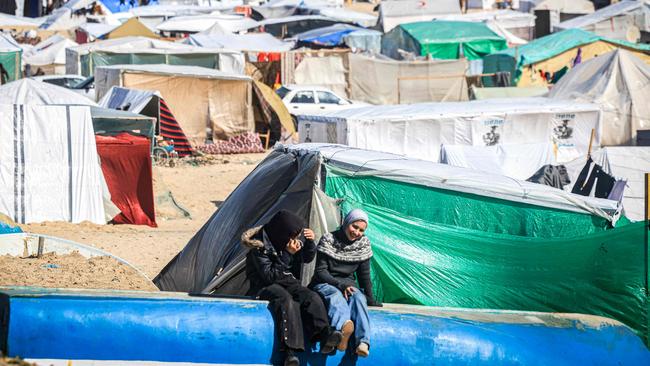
[325,167,648,342]
[382,21,507,61]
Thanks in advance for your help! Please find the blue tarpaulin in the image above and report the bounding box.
[0,221,21,234]
[295,24,364,46]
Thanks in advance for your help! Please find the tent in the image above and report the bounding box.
[564,146,650,221]
[253,15,346,38]
[23,35,78,75]
[98,86,193,157]
[482,29,650,86]
[155,14,258,34]
[153,144,650,343]
[348,53,469,104]
[294,24,366,48]
[95,64,254,145]
[0,33,21,83]
[95,133,157,227]
[470,85,548,99]
[39,0,113,31]
[381,21,508,61]
[76,17,159,43]
[65,36,245,76]
[549,49,650,146]
[555,0,650,42]
[185,33,294,52]
[0,12,42,32]
[0,78,96,106]
[0,104,105,224]
[342,29,382,54]
[378,0,461,32]
[298,97,602,163]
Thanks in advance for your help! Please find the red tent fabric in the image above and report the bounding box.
[96,133,157,227]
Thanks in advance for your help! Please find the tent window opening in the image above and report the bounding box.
[291,91,315,104]
[317,91,340,104]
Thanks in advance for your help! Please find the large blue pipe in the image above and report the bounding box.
[1,287,648,365]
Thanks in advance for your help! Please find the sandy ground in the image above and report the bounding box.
[18,153,267,283]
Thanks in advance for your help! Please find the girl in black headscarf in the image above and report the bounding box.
[242,210,342,366]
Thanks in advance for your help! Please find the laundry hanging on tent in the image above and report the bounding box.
[571,157,617,198]
[526,165,571,189]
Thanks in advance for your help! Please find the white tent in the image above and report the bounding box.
[40,0,113,31]
[65,36,245,76]
[0,78,96,106]
[0,103,105,224]
[555,0,650,42]
[379,0,461,32]
[564,147,650,221]
[432,10,535,41]
[549,49,650,146]
[23,35,79,75]
[155,14,258,34]
[186,33,294,52]
[0,13,43,30]
[298,98,602,163]
[520,0,595,14]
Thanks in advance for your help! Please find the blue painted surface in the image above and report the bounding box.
[0,222,21,234]
[2,288,649,365]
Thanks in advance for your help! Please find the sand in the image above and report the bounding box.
[17,153,267,285]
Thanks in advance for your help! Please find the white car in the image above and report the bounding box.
[276,85,365,116]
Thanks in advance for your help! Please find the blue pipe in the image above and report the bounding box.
[1,287,648,365]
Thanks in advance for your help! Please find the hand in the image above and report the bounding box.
[343,286,356,300]
[286,238,302,255]
[303,228,315,241]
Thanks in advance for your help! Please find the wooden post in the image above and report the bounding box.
[37,236,44,258]
[587,128,595,158]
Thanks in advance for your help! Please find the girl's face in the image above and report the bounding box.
[345,220,367,241]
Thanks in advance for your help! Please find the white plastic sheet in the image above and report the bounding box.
[0,79,97,106]
[299,98,602,163]
[0,104,105,224]
[294,56,347,98]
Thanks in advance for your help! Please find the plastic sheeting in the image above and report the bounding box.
[343,29,382,54]
[23,35,78,70]
[440,143,557,180]
[349,53,468,104]
[186,33,294,52]
[299,98,602,163]
[96,133,156,227]
[294,55,347,98]
[382,21,507,61]
[0,78,96,106]
[549,49,650,146]
[555,0,650,39]
[379,0,461,32]
[0,105,105,224]
[295,24,363,46]
[155,15,258,34]
[564,147,650,222]
[470,85,548,99]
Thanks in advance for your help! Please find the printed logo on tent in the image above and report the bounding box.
[482,119,503,146]
[553,114,575,141]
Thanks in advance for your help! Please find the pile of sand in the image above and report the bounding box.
[0,251,157,291]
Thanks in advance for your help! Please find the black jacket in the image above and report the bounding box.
[241,226,316,297]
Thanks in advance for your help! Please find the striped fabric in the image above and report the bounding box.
[159,99,192,157]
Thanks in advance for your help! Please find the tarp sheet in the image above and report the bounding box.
[549,49,650,146]
[382,21,507,61]
[379,0,461,32]
[440,143,557,180]
[186,33,294,52]
[96,133,156,227]
[343,29,382,54]
[349,53,468,104]
[294,55,347,98]
[0,78,96,106]
[299,98,602,163]
[23,35,78,68]
[0,33,21,82]
[295,24,363,46]
[564,146,650,222]
[470,85,548,99]
[0,104,105,224]
[555,0,650,38]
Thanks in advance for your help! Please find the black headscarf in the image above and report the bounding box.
[263,210,305,252]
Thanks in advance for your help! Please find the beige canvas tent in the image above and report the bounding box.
[95,64,254,145]
[349,53,469,104]
[549,49,650,146]
[105,18,159,40]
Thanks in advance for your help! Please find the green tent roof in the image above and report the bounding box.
[490,28,650,66]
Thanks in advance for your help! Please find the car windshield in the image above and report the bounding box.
[275,86,290,99]
[71,76,94,89]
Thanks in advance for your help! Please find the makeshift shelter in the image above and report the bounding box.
[98,86,193,157]
[298,97,602,163]
[95,64,254,146]
[23,35,78,75]
[378,0,461,32]
[482,29,650,86]
[381,21,508,61]
[555,0,650,42]
[155,14,258,34]
[294,24,367,48]
[0,12,42,32]
[186,33,294,52]
[564,146,650,221]
[77,17,159,43]
[342,29,383,54]
[549,49,650,146]
[0,104,105,224]
[316,7,377,28]
[252,15,345,38]
[39,0,113,31]
[0,78,96,106]
[65,36,245,77]
[348,53,469,104]
[95,133,157,227]
[154,143,650,343]
[0,33,21,83]
[432,10,536,41]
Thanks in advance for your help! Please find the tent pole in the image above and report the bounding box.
[587,128,595,158]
